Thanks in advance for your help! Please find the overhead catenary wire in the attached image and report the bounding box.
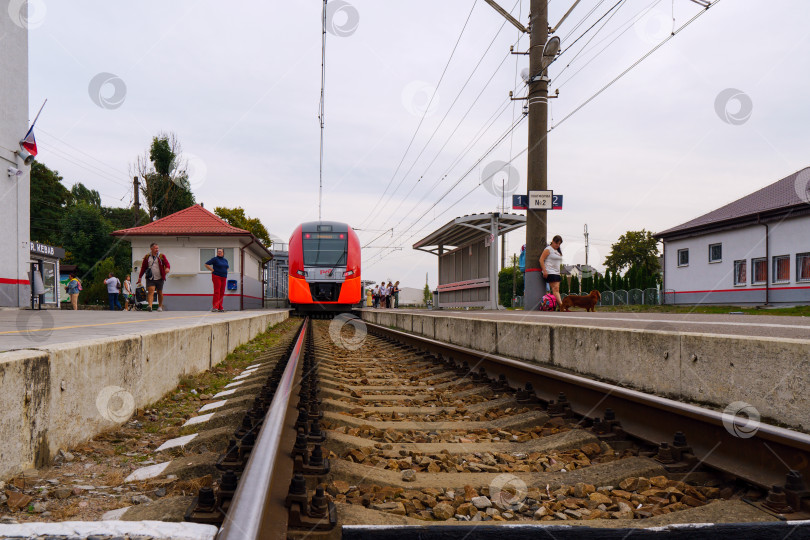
[555,0,664,88]
[551,0,720,130]
[359,0,480,229]
[365,0,522,232]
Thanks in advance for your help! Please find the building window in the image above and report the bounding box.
[708,243,722,263]
[677,249,689,267]
[200,248,235,272]
[798,253,810,282]
[752,258,767,284]
[733,260,746,286]
[772,255,790,283]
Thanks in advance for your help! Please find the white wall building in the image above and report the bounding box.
[0,7,31,307]
[656,167,810,305]
[112,205,272,310]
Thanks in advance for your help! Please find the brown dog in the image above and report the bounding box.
[561,290,601,312]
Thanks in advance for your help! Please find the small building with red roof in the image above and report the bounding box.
[111,204,272,311]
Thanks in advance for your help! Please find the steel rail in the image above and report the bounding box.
[217,318,308,540]
[365,321,810,490]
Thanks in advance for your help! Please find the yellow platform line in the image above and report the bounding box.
[0,314,213,335]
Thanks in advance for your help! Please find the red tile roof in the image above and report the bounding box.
[656,167,810,238]
[111,204,251,237]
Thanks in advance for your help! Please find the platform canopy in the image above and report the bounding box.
[412,213,526,255]
[413,213,526,310]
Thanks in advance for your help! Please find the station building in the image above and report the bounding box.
[0,9,31,307]
[656,167,810,305]
[111,204,272,311]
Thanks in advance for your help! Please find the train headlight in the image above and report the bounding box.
[296,270,307,277]
[345,270,354,277]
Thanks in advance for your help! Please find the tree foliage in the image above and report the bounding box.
[603,230,661,275]
[69,183,101,207]
[214,206,271,246]
[30,162,71,245]
[498,266,524,307]
[133,132,195,219]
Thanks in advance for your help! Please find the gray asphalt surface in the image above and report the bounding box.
[0,309,289,352]
[363,308,810,340]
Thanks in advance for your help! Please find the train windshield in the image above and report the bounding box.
[302,233,348,267]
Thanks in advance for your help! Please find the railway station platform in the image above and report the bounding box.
[359,308,810,433]
[0,309,289,479]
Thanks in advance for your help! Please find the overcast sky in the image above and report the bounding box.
[22,0,810,289]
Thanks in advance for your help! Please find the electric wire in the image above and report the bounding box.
[551,0,720,130]
[359,0,480,228]
[366,8,516,229]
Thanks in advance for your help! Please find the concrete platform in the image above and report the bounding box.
[0,309,288,352]
[0,309,288,479]
[360,309,810,433]
[361,308,810,340]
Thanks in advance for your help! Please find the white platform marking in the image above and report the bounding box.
[125,461,171,482]
[0,520,218,540]
[246,363,262,369]
[156,434,198,452]
[234,370,257,380]
[199,400,227,413]
[182,413,214,427]
[213,389,237,399]
[225,380,245,389]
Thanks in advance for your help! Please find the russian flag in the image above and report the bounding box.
[20,125,38,157]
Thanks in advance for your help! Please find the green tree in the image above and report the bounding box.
[498,266,524,307]
[603,230,661,276]
[30,162,71,245]
[571,275,580,295]
[69,183,101,207]
[134,132,195,219]
[102,206,150,231]
[214,206,271,246]
[423,283,432,306]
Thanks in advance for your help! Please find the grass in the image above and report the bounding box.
[592,304,810,316]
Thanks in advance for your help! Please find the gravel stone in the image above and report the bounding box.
[471,495,492,509]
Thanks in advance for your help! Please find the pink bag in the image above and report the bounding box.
[540,293,557,311]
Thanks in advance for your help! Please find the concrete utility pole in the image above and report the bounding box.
[584,223,589,266]
[523,0,549,310]
[133,177,140,212]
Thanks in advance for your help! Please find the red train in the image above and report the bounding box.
[288,221,361,312]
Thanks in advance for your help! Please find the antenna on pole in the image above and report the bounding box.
[318,0,328,221]
[584,223,589,266]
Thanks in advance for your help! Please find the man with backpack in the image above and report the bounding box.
[137,243,171,312]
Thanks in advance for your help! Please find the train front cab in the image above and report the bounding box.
[288,221,361,312]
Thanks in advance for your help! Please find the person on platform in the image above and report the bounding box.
[123,274,134,311]
[385,281,393,308]
[393,280,401,308]
[66,274,81,310]
[205,248,230,312]
[137,242,171,312]
[104,272,122,311]
[539,235,564,309]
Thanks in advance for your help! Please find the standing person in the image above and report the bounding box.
[393,281,401,308]
[123,274,134,311]
[366,287,373,307]
[385,281,393,308]
[539,235,564,309]
[137,242,171,312]
[373,284,380,308]
[66,274,81,311]
[104,272,122,311]
[204,248,229,312]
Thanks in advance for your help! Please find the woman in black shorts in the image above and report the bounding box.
[539,235,563,309]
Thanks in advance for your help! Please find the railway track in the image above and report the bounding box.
[179,316,810,539]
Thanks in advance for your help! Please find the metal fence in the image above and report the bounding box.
[559,288,663,306]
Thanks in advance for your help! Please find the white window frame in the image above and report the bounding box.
[708,243,722,263]
[200,248,236,273]
[733,259,747,286]
[677,248,689,267]
[752,257,767,285]
[772,255,790,284]
[798,253,810,283]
